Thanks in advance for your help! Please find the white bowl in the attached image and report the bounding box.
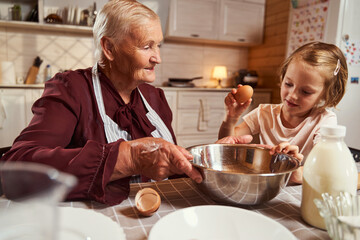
[148,205,296,240]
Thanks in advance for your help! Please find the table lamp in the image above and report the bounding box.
[212,66,227,88]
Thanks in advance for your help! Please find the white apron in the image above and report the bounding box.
[91,64,174,144]
[91,64,174,182]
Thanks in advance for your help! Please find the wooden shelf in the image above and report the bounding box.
[0,20,92,34]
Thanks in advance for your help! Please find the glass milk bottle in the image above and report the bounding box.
[301,125,357,229]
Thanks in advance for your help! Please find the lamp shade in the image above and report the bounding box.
[212,66,227,79]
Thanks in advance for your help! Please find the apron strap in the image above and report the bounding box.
[91,64,174,145]
[92,64,131,143]
[138,90,175,144]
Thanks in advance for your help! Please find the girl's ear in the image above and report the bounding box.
[101,37,115,61]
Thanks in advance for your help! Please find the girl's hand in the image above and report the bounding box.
[269,142,304,184]
[224,86,252,120]
[269,142,304,162]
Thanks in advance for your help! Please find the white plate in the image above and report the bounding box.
[148,205,296,240]
[58,207,126,240]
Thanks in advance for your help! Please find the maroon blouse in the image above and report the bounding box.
[1,67,176,205]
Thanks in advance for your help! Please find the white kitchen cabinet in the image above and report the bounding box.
[0,88,27,147]
[166,0,265,46]
[177,134,219,148]
[163,90,177,133]
[0,87,43,147]
[219,0,265,44]
[174,90,227,147]
[25,88,43,123]
[167,0,219,40]
[177,108,226,134]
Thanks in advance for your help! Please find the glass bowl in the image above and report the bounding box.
[314,192,360,240]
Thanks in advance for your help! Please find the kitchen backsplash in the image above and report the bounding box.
[0,27,248,87]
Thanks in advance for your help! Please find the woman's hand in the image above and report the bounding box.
[269,142,304,184]
[111,138,203,183]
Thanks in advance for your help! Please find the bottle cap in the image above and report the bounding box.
[320,125,346,137]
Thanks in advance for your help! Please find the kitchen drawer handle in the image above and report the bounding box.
[190,34,199,38]
[237,38,245,42]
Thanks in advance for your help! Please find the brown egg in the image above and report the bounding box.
[234,85,254,104]
[135,188,161,217]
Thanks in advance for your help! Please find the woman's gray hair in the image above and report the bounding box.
[93,0,159,65]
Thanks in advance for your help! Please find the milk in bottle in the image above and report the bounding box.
[301,125,357,229]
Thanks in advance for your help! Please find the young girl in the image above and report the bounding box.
[218,41,348,184]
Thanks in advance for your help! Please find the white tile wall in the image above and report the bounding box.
[0,27,248,86]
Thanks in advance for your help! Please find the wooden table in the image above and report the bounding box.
[48,178,330,240]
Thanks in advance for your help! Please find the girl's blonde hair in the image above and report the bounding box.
[279,41,348,111]
[93,0,159,65]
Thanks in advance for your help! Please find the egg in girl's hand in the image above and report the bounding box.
[234,85,254,104]
[135,188,161,217]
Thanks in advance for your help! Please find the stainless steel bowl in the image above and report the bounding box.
[187,144,301,206]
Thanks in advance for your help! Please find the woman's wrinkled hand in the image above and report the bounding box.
[112,137,203,183]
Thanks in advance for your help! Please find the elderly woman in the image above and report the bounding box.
[2,0,208,205]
